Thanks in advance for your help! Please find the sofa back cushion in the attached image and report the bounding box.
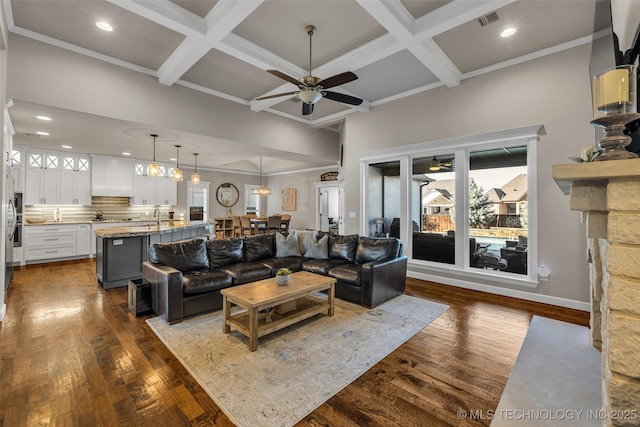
[206,237,244,268]
[328,234,359,262]
[355,237,401,264]
[149,238,209,272]
[243,233,275,262]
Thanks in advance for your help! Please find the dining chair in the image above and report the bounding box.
[232,215,242,237]
[279,214,291,235]
[267,215,282,232]
[240,215,254,236]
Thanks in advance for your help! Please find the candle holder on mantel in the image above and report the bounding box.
[591,65,640,161]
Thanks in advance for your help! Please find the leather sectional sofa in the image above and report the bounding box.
[142,232,407,323]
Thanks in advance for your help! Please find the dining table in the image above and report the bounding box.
[249,217,268,233]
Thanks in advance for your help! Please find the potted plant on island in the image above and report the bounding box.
[275,268,292,286]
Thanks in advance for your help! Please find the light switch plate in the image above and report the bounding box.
[349,212,356,218]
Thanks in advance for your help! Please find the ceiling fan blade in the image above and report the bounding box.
[254,91,299,101]
[322,91,363,106]
[302,102,314,116]
[267,70,304,87]
[317,71,358,89]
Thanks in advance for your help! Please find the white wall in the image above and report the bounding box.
[341,44,594,305]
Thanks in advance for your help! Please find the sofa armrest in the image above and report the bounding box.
[142,261,184,324]
[360,255,408,307]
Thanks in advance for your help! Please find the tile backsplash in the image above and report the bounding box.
[24,197,180,222]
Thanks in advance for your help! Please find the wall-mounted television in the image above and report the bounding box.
[590,0,640,153]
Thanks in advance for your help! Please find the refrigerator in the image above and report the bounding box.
[5,171,16,293]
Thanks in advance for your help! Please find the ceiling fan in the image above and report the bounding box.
[428,156,453,171]
[255,25,364,116]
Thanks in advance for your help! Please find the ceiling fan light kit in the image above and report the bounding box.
[255,25,363,116]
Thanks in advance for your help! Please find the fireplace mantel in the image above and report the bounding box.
[553,158,640,194]
[552,159,640,426]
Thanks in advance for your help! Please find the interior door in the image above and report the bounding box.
[319,190,329,231]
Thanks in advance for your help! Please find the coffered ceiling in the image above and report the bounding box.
[3,0,601,172]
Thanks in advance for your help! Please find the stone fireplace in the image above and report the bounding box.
[554,159,640,426]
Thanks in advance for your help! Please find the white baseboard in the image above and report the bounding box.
[407,270,590,312]
[0,303,6,321]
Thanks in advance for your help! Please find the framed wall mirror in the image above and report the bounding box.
[216,183,239,207]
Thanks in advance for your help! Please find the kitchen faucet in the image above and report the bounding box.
[153,208,160,227]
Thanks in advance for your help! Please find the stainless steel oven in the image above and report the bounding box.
[13,192,22,248]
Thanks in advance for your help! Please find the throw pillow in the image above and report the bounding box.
[276,231,301,257]
[295,229,318,255]
[304,234,328,259]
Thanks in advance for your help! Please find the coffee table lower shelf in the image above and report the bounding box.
[225,295,330,342]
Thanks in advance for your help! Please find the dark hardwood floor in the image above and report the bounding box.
[0,259,589,426]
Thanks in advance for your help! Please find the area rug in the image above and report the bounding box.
[146,294,448,427]
[492,316,602,426]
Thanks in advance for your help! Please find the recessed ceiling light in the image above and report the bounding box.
[122,152,131,156]
[36,115,52,121]
[501,27,517,38]
[96,21,113,32]
[36,131,50,136]
[61,145,72,149]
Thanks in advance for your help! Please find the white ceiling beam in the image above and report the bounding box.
[356,0,461,88]
[414,0,519,40]
[107,0,206,37]
[158,0,264,86]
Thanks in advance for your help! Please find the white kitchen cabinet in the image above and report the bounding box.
[133,175,157,205]
[59,154,91,205]
[24,224,77,262]
[155,176,177,205]
[25,150,61,205]
[91,155,134,196]
[76,224,91,256]
[132,162,177,206]
[10,145,26,193]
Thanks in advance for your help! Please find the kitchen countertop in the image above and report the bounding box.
[93,221,207,238]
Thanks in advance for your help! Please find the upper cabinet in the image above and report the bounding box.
[91,155,134,197]
[132,162,177,206]
[10,145,26,193]
[59,154,91,205]
[25,150,61,205]
[25,150,91,205]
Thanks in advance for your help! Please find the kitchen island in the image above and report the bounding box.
[95,221,209,289]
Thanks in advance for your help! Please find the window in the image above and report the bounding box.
[412,154,455,265]
[361,125,540,285]
[468,146,528,275]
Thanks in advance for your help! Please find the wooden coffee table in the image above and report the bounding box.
[221,271,336,351]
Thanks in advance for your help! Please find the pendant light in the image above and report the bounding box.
[191,153,200,184]
[173,145,183,182]
[250,156,271,195]
[147,134,160,177]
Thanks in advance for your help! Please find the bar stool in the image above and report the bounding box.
[374,218,385,237]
